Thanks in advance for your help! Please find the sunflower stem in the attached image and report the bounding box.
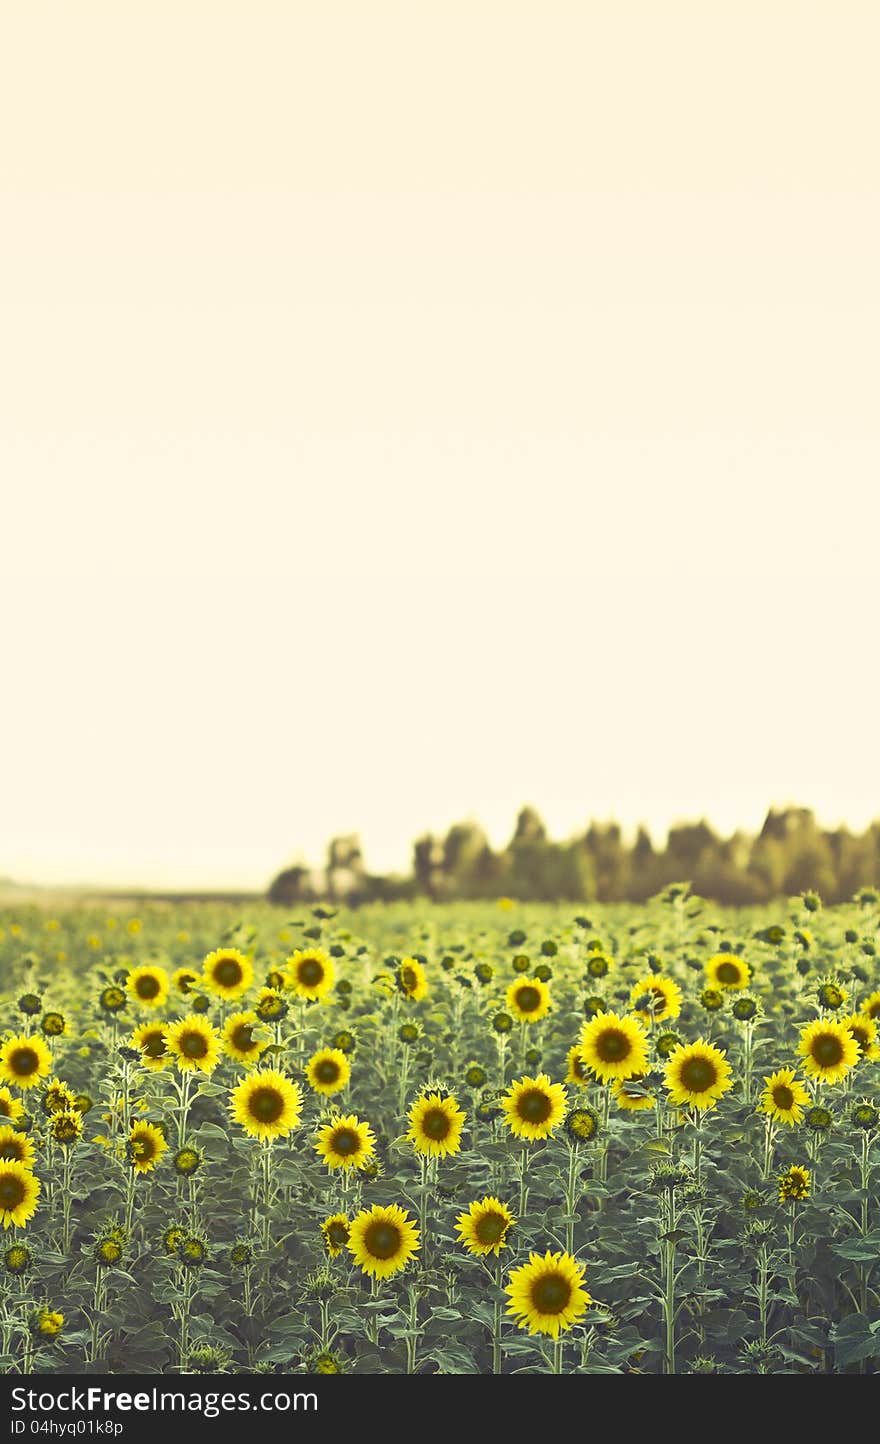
[492,1258,504,1374]
[564,1142,578,1254]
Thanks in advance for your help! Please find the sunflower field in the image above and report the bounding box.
[0,886,879,1376]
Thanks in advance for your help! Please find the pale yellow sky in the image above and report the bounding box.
[2,4,879,889]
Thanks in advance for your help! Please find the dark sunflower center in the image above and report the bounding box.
[572,1056,587,1079]
[133,1135,156,1162]
[136,976,161,999]
[331,1127,360,1156]
[232,1025,257,1052]
[214,959,243,987]
[298,959,323,987]
[517,1088,552,1124]
[363,1221,402,1260]
[143,1032,167,1059]
[328,1222,349,1246]
[315,1060,340,1083]
[474,1211,507,1244]
[850,1027,868,1053]
[0,1177,26,1208]
[812,1035,844,1066]
[421,1107,451,1140]
[0,1103,11,1117]
[248,1087,285,1123]
[401,967,417,991]
[11,1049,38,1076]
[0,1140,24,1161]
[596,1029,631,1062]
[531,1274,571,1315]
[867,1001,880,1019]
[716,962,741,984]
[515,986,541,1013]
[680,1057,717,1092]
[180,1031,209,1059]
[773,1085,795,1110]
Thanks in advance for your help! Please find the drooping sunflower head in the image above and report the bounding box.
[127,1121,167,1175]
[797,1018,859,1084]
[455,1196,515,1257]
[501,1074,567,1141]
[41,1078,77,1116]
[565,1105,601,1143]
[285,949,335,1002]
[407,1092,466,1159]
[757,1068,809,1127]
[164,1016,222,1075]
[222,1012,268,1067]
[629,974,682,1024]
[321,1213,351,1258]
[126,965,170,1010]
[229,1069,303,1142]
[0,1162,41,1230]
[613,1074,657,1112]
[841,1014,879,1061]
[505,1250,591,1338]
[579,1012,649,1083]
[347,1203,420,1279]
[315,1114,377,1171]
[0,1035,53,1091]
[396,957,428,1002]
[50,1109,83,1147]
[778,1165,811,1203]
[131,1022,171,1072]
[0,1125,35,1168]
[506,977,552,1024]
[664,1040,733,1112]
[705,953,751,990]
[305,1048,351,1097]
[202,948,254,1001]
[32,1308,64,1338]
[0,1089,24,1124]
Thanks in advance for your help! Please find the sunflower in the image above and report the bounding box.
[230,1069,302,1142]
[0,1126,36,1168]
[841,1013,879,1061]
[286,949,335,1002]
[305,1048,351,1097]
[314,1114,376,1171]
[164,1016,222,1074]
[127,1122,167,1175]
[629,974,682,1023]
[505,1250,591,1338]
[40,1013,67,1038]
[321,1213,350,1258]
[255,987,287,1023]
[778,1165,811,1203]
[797,1018,859,1084]
[565,1105,600,1143]
[664,1040,733,1111]
[131,1022,170,1072]
[202,948,254,1001]
[613,1074,656,1111]
[126,965,169,1010]
[0,1035,53,1091]
[407,1092,466,1158]
[347,1204,420,1279]
[0,1089,24,1123]
[172,967,201,996]
[506,978,551,1024]
[396,957,428,1001]
[564,1046,590,1088]
[222,1012,268,1067]
[579,1012,649,1083]
[41,1078,77,1115]
[757,1069,810,1126]
[98,986,127,1014]
[0,1163,40,1229]
[501,1075,567,1141]
[455,1196,515,1257]
[50,1110,83,1146]
[860,991,880,1021]
[705,953,751,990]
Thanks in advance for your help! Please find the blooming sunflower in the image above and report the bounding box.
[629,974,682,1023]
[613,1074,656,1111]
[778,1165,811,1203]
[407,1092,466,1158]
[0,1164,40,1230]
[0,1089,24,1124]
[455,1196,515,1257]
[705,953,751,990]
[797,1018,859,1084]
[131,1022,171,1072]
[0,1126,36,1168]
[126,965,169,1010]
[757,1069,810,1126]
[50,1110,83,1146]
[505,1250,591,1338]
[501,1074,567,1141]
[41,1078,76,1115]
[305,1048,351,1097]
[347,1204,420,1279]
[664,1040,733,1111]
[222,1012,268,1067]
[321,1213,350,1258]
[202,948,254,1001]
[230,1069,302,1142]
[164,1016,222,1074]
[859,991,880,1021]
[0,1035,53,1091]
[506,978,551,1024]
[564,1046,590,1088]
[314,1114,376,1171]
[841,1013,879,1061]
[127,1121,167,1175]
[255,987,287,1023]
[579,1012,648,1083]
[285,949,335,1002]
[396,957,428,1001]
